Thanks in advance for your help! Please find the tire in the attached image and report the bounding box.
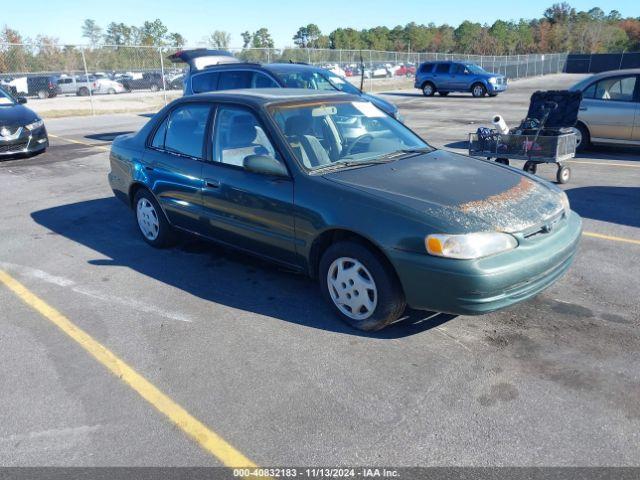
[488,93,498,97]
[438,91,449,96]
[319,241,406,331]
[78,87,89,96]
[37,90,48,99]
[471,83,487,98]
[573,123,590,153]
[133,189,175,248]
[422,82,436,97]
[107,88,116,95]
[523,161,538,175]
[556,165,571,184]
[496,158,509,166]
[150,84,159,92]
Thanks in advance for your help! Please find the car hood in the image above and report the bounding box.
[323,150,564,233]
[0,104,39,128]
[359,92,398,117]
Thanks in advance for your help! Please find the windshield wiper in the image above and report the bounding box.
[377,147,432,160]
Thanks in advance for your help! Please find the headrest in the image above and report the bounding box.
[284,115,312,137]
[228,115,257,146]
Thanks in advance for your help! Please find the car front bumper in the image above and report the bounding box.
[490,82,507,93]
[0,126,48,156]
[388,211,582,315]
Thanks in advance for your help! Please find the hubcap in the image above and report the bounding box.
[424,85,433,95]
[327,257,377,321]
[136,198,160,241]
[473,86,483,97]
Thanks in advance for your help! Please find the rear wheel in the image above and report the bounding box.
[523,161,538,175]
[471,83,487,98]
[107,87,116,94]
[150,84,159,92]
[37,90,48,99]
[496,158,509,166]
[133,189,175,248]
[422,82,435,97]
[78,87,89,96]
[319,241,406,331]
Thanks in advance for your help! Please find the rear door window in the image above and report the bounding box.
[435,63,451,74]
[191,72,219,93]
[218,71,253,90]
[162,104,212,159]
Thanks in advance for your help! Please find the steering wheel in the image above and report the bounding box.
[343,134,374,157]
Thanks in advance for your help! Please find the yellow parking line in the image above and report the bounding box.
[583,231,640,245]
[567,160,640,168]
[48,133,110,152]
[0,270,257,468]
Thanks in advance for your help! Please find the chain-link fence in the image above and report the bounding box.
[0,42,568,118]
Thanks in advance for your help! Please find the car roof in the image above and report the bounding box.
[191,62,323,74]
[184,88,360,106]
[584,68,640,80]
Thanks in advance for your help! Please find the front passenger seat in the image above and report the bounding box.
[284,116,331,168]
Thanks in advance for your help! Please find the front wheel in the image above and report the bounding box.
[471,83,487,98]
[422,82,435,97]
[556,165,571,184]
[133,189,175,248]
[319,241,406,331]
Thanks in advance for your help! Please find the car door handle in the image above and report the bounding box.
[204,179,220,189]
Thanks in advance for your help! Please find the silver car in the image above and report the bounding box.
[570,69,640,151]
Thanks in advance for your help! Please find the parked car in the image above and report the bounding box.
[119,72,164,91]
[174,50,400,119]
[569,68,640,151]
[92,77,127,95]
[0,86,48,157]
[108,89,581,331]
[26,75,60,99]
[415,61,507,97]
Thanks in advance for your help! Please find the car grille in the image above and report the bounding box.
[0,126,21,137]
[0,141,28,153]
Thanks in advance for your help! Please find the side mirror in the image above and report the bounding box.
[17,97,27,104]
[243,155,288,177]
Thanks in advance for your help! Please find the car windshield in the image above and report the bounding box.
[0,87,16,106]
[270,100,431,171]
[465,64,487,74]
[272,69,361,95]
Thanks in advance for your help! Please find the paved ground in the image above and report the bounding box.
[0,73,639,467]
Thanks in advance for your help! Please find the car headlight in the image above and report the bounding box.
[559,190,570,216]
[488,77,497,85]
[426,232,518,259]
[25,119,44,130]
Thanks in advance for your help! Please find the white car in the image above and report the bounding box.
[92,78,127,94]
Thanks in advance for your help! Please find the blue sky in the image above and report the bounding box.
[3,0,639,47]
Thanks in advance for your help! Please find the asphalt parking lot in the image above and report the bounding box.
[0,73,638,467]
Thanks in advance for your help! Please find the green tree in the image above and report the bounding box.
[241,31,252,48]
[251,28,274,48]
[81,19,102,46]
[293,24,323,48]
[209,30,231,49]
[454,21,483,53]
[104,22,133,46]
[139,19,169,46]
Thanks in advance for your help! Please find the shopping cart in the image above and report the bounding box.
[468,90,581,184]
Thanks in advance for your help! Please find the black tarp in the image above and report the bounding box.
[565,53,640,73]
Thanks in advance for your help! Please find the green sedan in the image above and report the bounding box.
[108,89,582,331]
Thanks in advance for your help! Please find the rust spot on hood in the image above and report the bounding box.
[459,177,536,213]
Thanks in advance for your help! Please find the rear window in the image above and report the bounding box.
[420,63,434,73]
[435,63,451,74]
[191,72,219,93]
